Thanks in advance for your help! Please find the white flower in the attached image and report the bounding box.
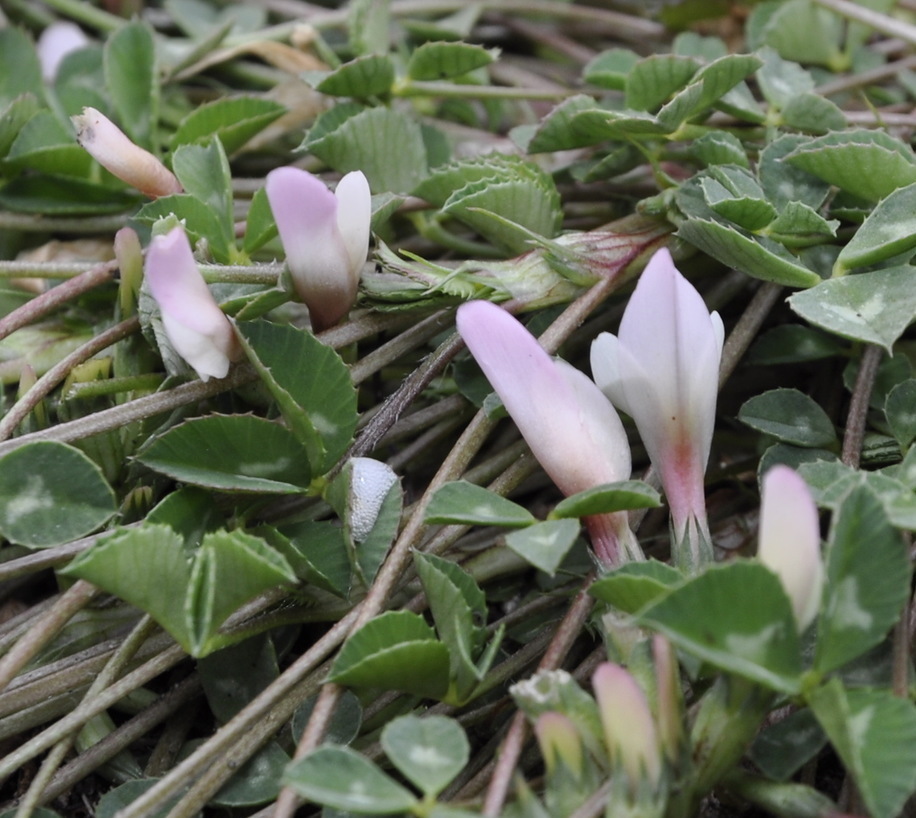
[591,247,723,568]
[145,226,239,381]
[265,167,371,331]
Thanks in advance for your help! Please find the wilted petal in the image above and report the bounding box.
[265,167,370,331]
[145,227,239,381]
[758,465,823,631]
[457,300,630,499]
[535,712,583,778]
[72,108,182,198]
[592,662,661,788]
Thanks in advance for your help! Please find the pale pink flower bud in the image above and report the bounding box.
[72,107,182,198]
[592,662,662,790]
[534,712,583,778]
[758,465,823,631]
[145,226,240,382]
[457,300,637,565]
[591,247,723,571]
[265,167,371,332]
[37,21,90,82]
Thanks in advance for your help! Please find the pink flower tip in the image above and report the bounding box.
[144,226,240,381]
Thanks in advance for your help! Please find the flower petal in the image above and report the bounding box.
[334,170,372,275]
[758,465,823,631]
[145,227,238,381]
[457,300,629,498]
[72,107,181,198]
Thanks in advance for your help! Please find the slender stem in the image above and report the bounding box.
[0,580,99,693]
[14,616,158,817]
[810,0,916,46]
[395,79,576,101]
[0,644,187,780]
[0,316,140,441]
[482,575,596,817]
[0,261,118,343]
[719,282,783,388]
[841,344,882,468]
[0,212,130,233]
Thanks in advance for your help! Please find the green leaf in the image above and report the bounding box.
[408,41,497,80]
[104,20,157,148]
[551,480,660,519]
[787,266,916,353]
[381,715,469,797]
[784,129,916,203]
[0,28,43,108]
[835,183,916,273]
[689,130,749,168]
[171,96,286,154]
[810,680,916,818]
[676,218,821,288]
[625,54,700,112]
[755,46,816,108]
[235,320,357,474]
[750,708,827,781]
[271,521,350,596]
[0,94,42,159]
[748,325,845,365]
[885,379,916,449]
[780,92,846,134]
[766,201,838,247]
[292,689,362,745]
[504,519,581,576]
[589,560,683,614]
[414,551,488,699]
[305,106,428,193]
[314,54,395,98]
[211,741,289,807]
[0,441,116,548]
[329,610,451,699]
[638,561,803,694]
[738,388,837,447]
[656,53,761,129]
[61,524,193,649]
[759,133,831,211]
[283,746,417,814]
[133,193,230,261]
[199,633,280,722]
[187,529,297,655]
[171,140,234,261]
[243,187,277,254]
[147,486,223,548]
[6,110,90,177]
[137,415,312,493]
[425,481,536,527]
[815,485,910,674]
[583,48,640,91]
[756,2,843,68]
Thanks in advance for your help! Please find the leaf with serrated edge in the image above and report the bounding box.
[788,266,916,354]
[638,561,802,693]
[815,485,910,674]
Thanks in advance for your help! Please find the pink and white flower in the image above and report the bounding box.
[757,465,823,631]
[145,226,240,382]
[457,300,637,565]
[265,167,371,331]
[590,248,723,571]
